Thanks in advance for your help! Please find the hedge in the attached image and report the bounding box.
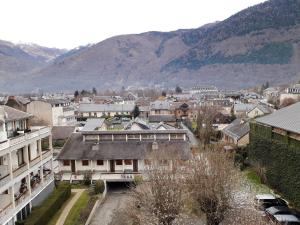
[248,132,300,207]
[20,183,71,225]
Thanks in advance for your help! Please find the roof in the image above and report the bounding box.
[79,103,135,112]
[124,118,150,130]
[1,105,32,122]
[57,133,191,160]
[52,126,75,140]
[81,118,105,131]
[256,102,300,134]
[248,104,273,114]
[148,115,176,123]
[45,99,70,105]
[150,101,170,110]
[234,103,255,112]
[222,119,250,140]
[7,96,31,105]
[265,206,291,215]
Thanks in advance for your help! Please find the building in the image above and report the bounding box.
[27,99,76,126]
[56,123,190,184]
[221,119,250,147]
[0,106,54,225]
[189,85,218,95]
[254,102,300,147]
[77,103,135,120]
[5,96,31,112]
[246,104,274,118]
[280,84,300,104]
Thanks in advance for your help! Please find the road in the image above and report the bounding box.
[89,190,129,225]
[181,122,200,147]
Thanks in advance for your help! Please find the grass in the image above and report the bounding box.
[244,169,271,193]
[64,190,97,225]
[47,192,75,225]
[71,183,89,189]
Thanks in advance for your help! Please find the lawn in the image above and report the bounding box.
[47,192,75,225]
[244,169,271,193]
[64,190,98,225]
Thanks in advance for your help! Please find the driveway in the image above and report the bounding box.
[89,190,129,225]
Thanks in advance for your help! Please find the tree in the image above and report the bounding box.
[74,90,79,98]
[196,105,219,146]
[187,148,238,225]
[161,91,167,97]
[175,86,182,94]
[132,105,140,118]
[280,97,297,108]
[92,87,97,95]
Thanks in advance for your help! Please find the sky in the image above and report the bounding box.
[0,0,266,49]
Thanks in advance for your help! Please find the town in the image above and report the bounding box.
[0,82,300,225]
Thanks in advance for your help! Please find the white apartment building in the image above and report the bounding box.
[0,106,54,225]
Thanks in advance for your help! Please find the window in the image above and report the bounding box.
[82,160,89,166]
[17,149,24,166]
[97,160,104,166]
[124,160,132,165]
[144,159,151,166]
[116,160,122,165]
[63,160,70,166]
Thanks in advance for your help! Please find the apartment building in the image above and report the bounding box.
[27,99,76,126]
[57,123,190,184]
[0,106,54,225]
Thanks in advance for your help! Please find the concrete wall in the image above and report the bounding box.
[27,101,53,126]
[31,181,55,207]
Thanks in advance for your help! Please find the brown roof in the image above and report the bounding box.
[57,133,191,160]
[2,105,32,122]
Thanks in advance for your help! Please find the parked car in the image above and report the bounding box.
[272,214,300,224]
[255,194,288,210]
[265,206,292,217]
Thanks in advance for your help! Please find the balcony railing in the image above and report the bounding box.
[13,163,28,178]
[15,189,29,206]
[0,173,11,187]
[29,157,41,167]
[42,150,52,160]
[1,127,51,151]
[0,195,13,222]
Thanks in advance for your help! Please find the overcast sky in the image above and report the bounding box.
[0,0,266,49]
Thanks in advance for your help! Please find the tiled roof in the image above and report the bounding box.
[222,119,250,140]
[1,105,32,122]
[52,126,75,140]
[256,102,300,134]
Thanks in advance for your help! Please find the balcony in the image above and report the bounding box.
[30,174,41,194]
[29,156,41,167]
[0,165,11,187]
[14,186,29,206]
[13,163,28,178]
[0,194,13,221]
[2,127,51,151]
[42,150,52,160]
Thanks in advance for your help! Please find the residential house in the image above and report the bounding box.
[221,119,250,147]
[5,96,31,112]
[233,103,255,118]
[56,123,190,184]
[0,106,54,225]
[246,104,274,118]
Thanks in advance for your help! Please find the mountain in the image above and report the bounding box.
[2,0,300,92]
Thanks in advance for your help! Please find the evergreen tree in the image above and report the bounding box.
[132,105,140,118]
[175,86,183,93]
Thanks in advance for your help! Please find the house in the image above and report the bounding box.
[5,96,31,112]
[150,101,172,115]
[221,119,250,146]
[280,84,300,104]
[254,102,300,147]
[189,85,218,95]
[0,106,54,225]
[27,99,76,126]
[51,126,75,150]
[56,125,190,184]
[233,103,255,118]
[247,104,274,118]
[77,103,135,120]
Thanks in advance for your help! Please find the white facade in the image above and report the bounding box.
[0,123,53,225]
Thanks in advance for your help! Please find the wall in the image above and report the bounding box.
[27,101,53,126]
[52,106,64,126]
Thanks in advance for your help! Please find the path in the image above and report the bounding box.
[89,191,129,225]
[55,189,85,225]
[181,122,199,147]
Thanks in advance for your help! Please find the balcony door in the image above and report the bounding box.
[133,160,138,172]
[110,160,115,172]
[71,160,76,173]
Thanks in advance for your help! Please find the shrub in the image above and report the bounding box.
[83,171,92,186]
[134,175,143,186]
[94,180,105,194]
[22,183,71,225]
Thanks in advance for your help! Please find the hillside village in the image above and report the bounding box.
[0,82,300,225]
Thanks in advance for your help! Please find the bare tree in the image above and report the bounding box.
[196,105,219,146]
[187,147,238,225]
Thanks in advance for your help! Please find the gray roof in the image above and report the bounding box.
[222,119,250,140]
[45,99,70,105]
[234,103,255,112]
[149,115,176,123]
[79,103,135,112]
[150,101,170,110]
[81,118,105,131]
[57,133,190,160]
[1,105,32,122]
[52,126,75,140]
[256,102,300,134]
